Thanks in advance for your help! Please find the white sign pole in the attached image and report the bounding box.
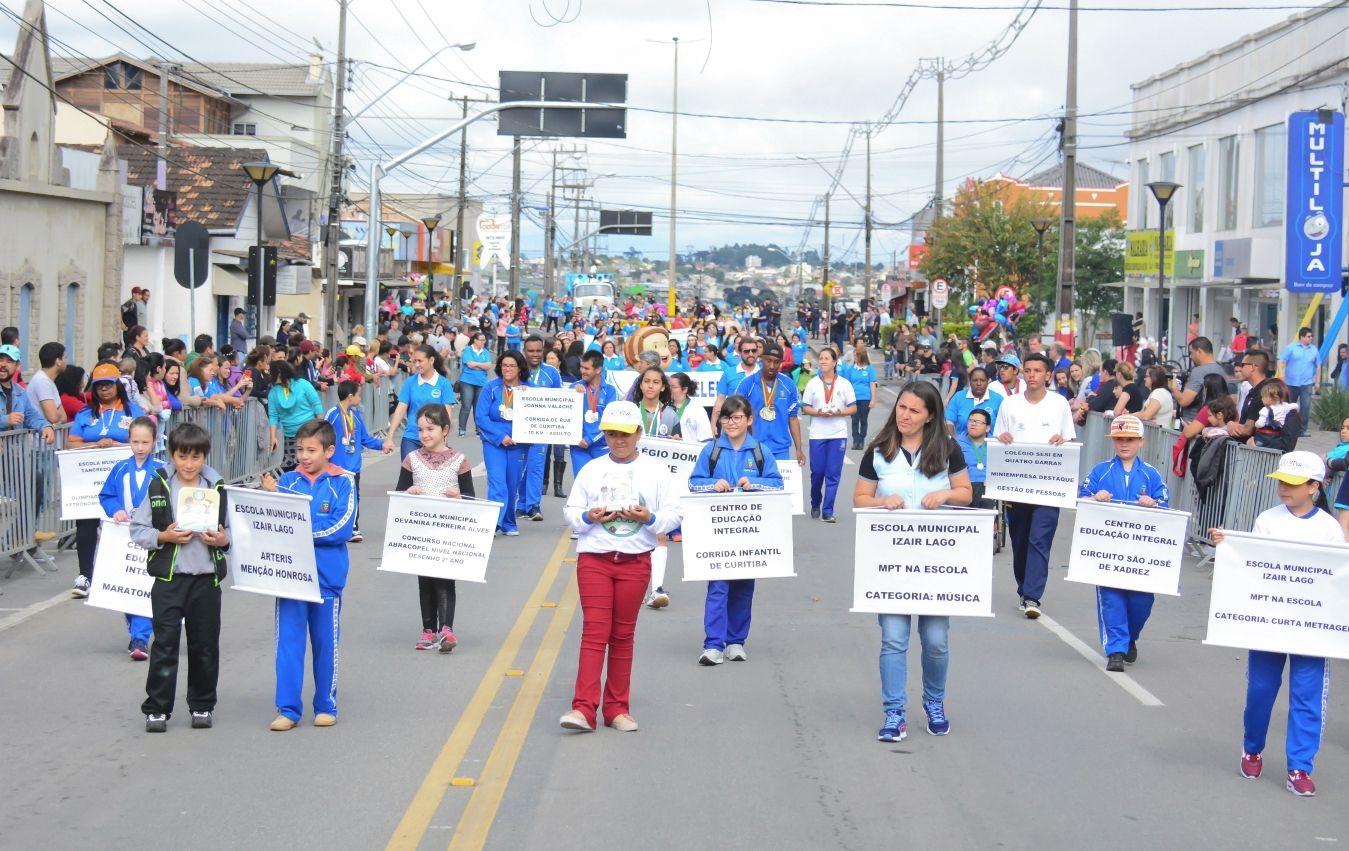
[680,491,796,581]
[378,492,502,582]
[1065,499,1190,596]
[851,507,995,616]
[57,447,132,520]
[983,442,1080,508]
[511,387,583,444]
[85,520,153,618]
[224,486,322,602]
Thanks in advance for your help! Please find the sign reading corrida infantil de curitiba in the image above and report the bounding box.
[1284,110,1344,294]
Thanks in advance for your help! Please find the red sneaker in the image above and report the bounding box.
[1239,752,1262,779]
[415,630,435,650]
[437,626,458,653]
[1287,770,1316,797]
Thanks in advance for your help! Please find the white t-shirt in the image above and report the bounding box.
[993,390,1076,443]
[1144,387,1175,424]
[676,401,714,444]
[1251,504,1343,543]
[563,453,682,554]
[801,374,857,441]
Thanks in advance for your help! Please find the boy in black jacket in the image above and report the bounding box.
[130,423,231,733]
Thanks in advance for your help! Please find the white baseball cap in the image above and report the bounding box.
[1267,450,1326,485]
[599,401,642,434]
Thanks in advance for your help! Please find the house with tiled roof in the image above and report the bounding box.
[981,161,1130,224]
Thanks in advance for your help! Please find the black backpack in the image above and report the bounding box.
[707,443,766,477]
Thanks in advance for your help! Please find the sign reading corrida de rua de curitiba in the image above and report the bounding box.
[1284,110,1344,294]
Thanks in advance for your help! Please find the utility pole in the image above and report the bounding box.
[509,136,522,302]
[934,63,945,331]
[864,124,873,303]
[156,61,174,191]
[667,36,680,317]
[1056,0,1079,346]
[822,192,831,321]
[545,149,557,297]
[455,95,468,316]
[322,0,347,351]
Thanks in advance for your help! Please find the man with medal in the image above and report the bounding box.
[571,350,619,475]
[711,337,761,434]
[735,341,805,468]
[519,336,562,521]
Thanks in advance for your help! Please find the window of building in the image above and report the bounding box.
[233,123,257,136]
[19,284,34,348]
[1217,135,1240,231]
[1159,150,1176,229]
[64,283,79,355]
[102,62,143,91]
[1253,123,1286,228]
[1187,144,1205,232]
[1137,158,1150,228]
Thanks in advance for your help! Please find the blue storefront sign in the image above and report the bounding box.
[1284,111,1344,293]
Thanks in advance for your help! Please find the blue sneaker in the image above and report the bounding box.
[924,700,949,736]
[878,710,906,742]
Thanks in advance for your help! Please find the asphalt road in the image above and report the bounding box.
[4,387,1349,851]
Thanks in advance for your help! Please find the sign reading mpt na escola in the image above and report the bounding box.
[1285,111,1344,293]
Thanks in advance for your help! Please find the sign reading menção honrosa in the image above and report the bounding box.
[1285,110,1344,293]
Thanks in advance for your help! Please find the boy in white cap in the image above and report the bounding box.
[1078,414,1170,672]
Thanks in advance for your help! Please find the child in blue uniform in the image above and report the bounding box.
[1212,450,1345,797]
[572,350,618,475]
[97,415,161,660]
[688,395,783,665]
[261,419,355,730]
[325,380,385,543]
[1078,414,1170,672]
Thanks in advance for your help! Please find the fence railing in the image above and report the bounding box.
[3,375,402,582]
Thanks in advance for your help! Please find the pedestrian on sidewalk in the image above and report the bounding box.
[844,348,878,450]
[1211,451,1344,797]
[1277,327,1321,438]
[801,345,857,522]
[261,419,355,731]
[96,415,161,660]
[1078,415,1170,672]
[852,380,972,743]
[560,401,682,733]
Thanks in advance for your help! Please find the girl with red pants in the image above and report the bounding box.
[560,401,682,733]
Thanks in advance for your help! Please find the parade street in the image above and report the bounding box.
[1,385,1346,851]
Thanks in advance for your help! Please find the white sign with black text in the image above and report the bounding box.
[511,387,583,444]
[1066,500,1189,595]
[85,520,153,618]
[681,491,796,581]
[1205,531,1349,660]
[224,487,322,603]
[984,442,1080,508]
[607,369,719,406]
[637,435,703,496]
[851,507,995,616]
[57,447,131,520]
[780,462,805,516]
[379,492,501,583]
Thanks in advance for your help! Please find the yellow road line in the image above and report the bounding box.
[448,573,581,850]
[385,531,574,851]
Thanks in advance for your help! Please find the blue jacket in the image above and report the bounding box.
[325,405,384,473]
[1079,455,1170,508]
[268,379,324,437]
[476,379,526,448]
[957,435,988,485]
[573,379,619,450]
[734,372,800,460]
[689,433,784,493]
[276,464,356,594]
[99,454,163,516]
[527,362,562,390]
[0,381,49,431]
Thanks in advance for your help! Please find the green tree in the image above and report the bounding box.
[1068,210,1126,341]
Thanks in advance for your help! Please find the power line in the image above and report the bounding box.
[750,0,1325,10]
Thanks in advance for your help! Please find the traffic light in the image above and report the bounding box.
[247,245,278,306]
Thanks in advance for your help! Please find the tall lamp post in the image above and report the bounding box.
[384,225,398,279]
[420,214,441,302]
[1146,181,1181,357]
[241,160,280,346]
[1030,217,1050,310]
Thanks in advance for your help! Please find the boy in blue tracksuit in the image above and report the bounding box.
[572,350,618,474]
[688,394,784,666]
[325,380,384,543]
[261,419,355,730]
[97,415,162,660]
[1078,414,1170,673]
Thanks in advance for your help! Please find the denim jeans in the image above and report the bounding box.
[1291,383,1313,436]
[851,404,870,447]
[878,614,949,712]
[457,382,483,433]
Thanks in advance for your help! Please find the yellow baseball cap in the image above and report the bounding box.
[1267,451,1326,485]
[599,401,641,434]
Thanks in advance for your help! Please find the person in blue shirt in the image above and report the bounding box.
[791,330,809,368]
[505,315,523,351]
[97,414,161,660]
[67,362,145,598]
[667,339,690,372]
[260,419,355,731]
[735,341,804,465]
[325,381,385,543]
[1278,326,1323,438]
[688,395,784,666]
[601,340,625,374]
[457,331,494,437]
[1078,414,1170,673]
[844,349,878,450]
[519,336,562,520]
[571,350,618,475]
[945,366,1002,438]
[383,345,457,459]
[712,338,761,429]
[476,351,530,535]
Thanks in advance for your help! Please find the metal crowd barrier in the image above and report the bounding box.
[0,428,48,578]
[317,373,402,436]
[171,398,281,486]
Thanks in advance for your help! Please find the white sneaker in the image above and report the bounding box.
[569,530,578,540]
[725,644,747,662]
[646,587,669,609]
[72,575,90,598]
[699,648,725,666]
[559,710,595,732]
[350,530,363,543]
[504,529,520,537]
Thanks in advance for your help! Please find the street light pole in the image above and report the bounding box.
[1031,217,1050,296]
[242,160,280,347]
[864,124,873,303]
[667,37,680,318]
[421,215,441,302]
[1147,181,1181,358]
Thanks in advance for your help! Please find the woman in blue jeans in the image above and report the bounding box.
[852,380,972,743]
[458,331,493,437]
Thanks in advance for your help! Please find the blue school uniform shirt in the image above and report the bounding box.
[792,340,808,365]
[734,372,800,460]
[574,379,619,449]
[505,324,522,349]
[397,373,458,443]
[70,401,145,444]
[476,379,522,448]
[459,345,493,387]
[688,433,784,492]
[844,363,876,402]
[603,355,626,372]
[527,362,562,390]
[945,389,1002,437]
[325,405,384,473]
[957,435,987,484]
[718,364,759,397]
[276,465,355,595]
[1079,456,1170,507]
[99,455,163,516]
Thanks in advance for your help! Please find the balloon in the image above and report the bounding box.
[968,305,979,316]
[975,321,997,342]
[995,314,1011,328]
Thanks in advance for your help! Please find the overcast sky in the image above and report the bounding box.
[2,0,1307,263]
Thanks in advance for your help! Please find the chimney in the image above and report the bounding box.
[308,52,322,84]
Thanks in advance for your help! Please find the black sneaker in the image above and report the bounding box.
[529,510,544,522]
[145,714,168,733]
[191,711,213,729]
[811,508,820,519]
[1124,640,1138,664]
[1106,653,1125,673]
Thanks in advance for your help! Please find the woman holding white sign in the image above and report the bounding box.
[688,395,784,666]
[1210,451,1343,798]
[801,346,857,523]
[476,351,530,536]
[853,381,971,743]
